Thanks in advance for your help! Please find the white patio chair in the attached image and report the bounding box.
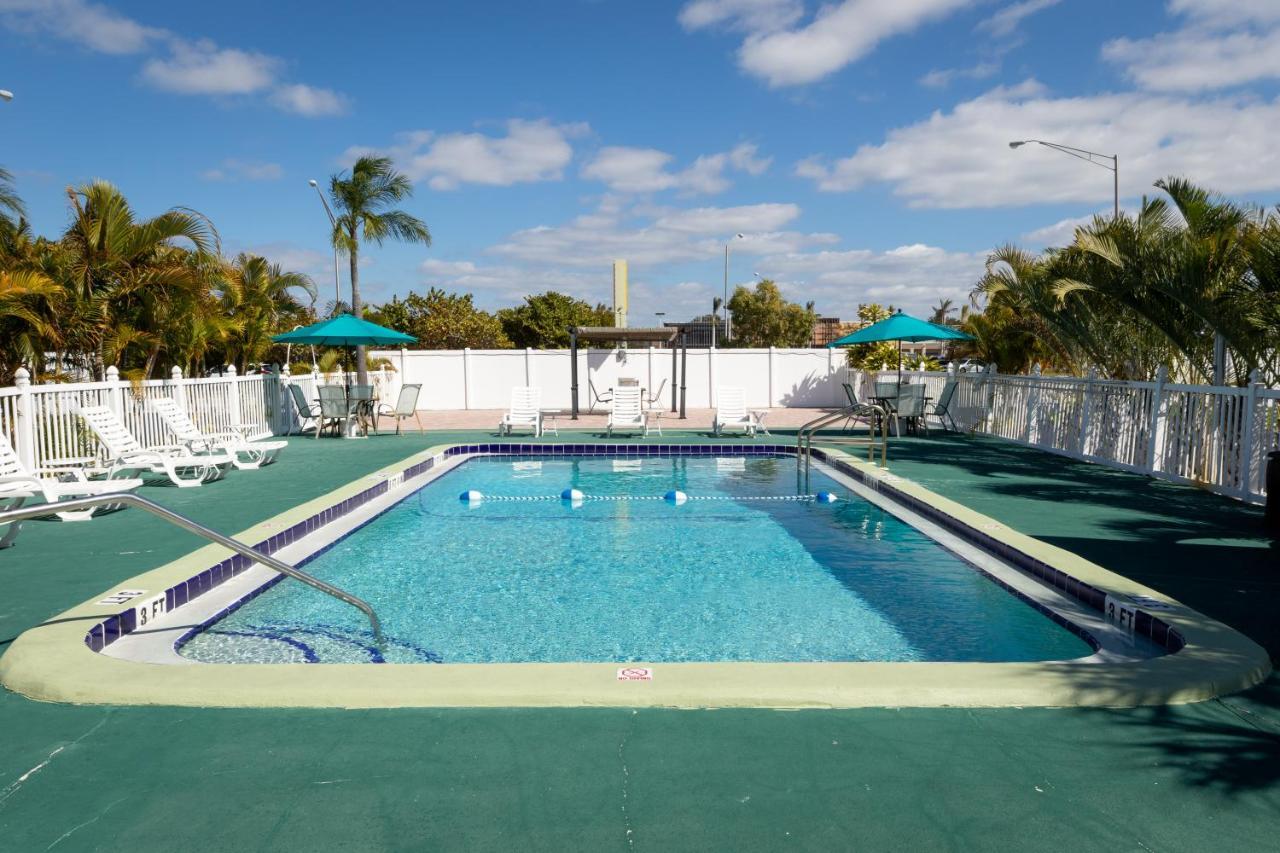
[499,387,543,437]
[148,396,287,469]
[607,386,649,436]
[0,433,144,547]
[76,405,232,488]
[374,383,425,435]
[712,386,758,437]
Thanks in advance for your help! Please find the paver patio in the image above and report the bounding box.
[0,426,1276,851]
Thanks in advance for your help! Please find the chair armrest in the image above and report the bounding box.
[0,475,43,490]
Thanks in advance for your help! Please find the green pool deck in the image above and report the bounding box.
[1,429,1278,851]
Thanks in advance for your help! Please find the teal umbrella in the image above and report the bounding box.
[827,310,973,383]
[272,313,416,347]
[273,314,415,391]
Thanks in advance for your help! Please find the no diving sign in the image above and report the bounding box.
[617,667,653,682]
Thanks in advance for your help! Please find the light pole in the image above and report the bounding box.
[1009,140,1118,219]
[308,179,342,313]
[723,233,744,342]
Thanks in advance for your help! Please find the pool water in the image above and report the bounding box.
[179,456,1094,664]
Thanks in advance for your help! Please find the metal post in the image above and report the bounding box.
[1113,155,1119,219]
[569,331,579,420]
[723,245,730,342]
[671,338,678,413]
[680,333,688,419]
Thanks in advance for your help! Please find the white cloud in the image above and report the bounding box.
[141,39,278,95]
[201,159,284,182]
[680,0,977,88]
[1165,0,1280,27]
[919,61,998,89]
[0,0,163,55]
[581,143,770,194]
[976,0,1061,38]
[678,0,804,34]
[794,80,1280,207]
[269,84,350,117]
[349,120,588,190]
[1020,214,1096,247]
[1104,24,1280,93]
[0,1,348,115]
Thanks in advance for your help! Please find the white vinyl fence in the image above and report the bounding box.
[2,349,1276,504]
[851,365,1280,505]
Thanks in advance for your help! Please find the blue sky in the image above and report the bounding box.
[4,0,1280,322]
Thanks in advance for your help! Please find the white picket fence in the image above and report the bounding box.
[1,352,1276,504]
[853,365,1280,504]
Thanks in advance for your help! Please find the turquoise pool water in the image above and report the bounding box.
[179,455,1094,664]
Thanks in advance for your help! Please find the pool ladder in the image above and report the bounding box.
[796,403,889,493]
[0,493,385,652]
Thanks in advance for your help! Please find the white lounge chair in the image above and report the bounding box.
[607,386,650,436]
[147,396,287,469]
[0,433,143,548]
[499,387,543,437]
[77,405,232,488]
[713,386,758,437]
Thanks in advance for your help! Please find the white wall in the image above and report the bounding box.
[369,347,852,411]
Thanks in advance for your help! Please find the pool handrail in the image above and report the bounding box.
[797,403,889,491]
[0,492,386,652]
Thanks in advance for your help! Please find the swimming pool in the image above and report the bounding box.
[178,455,1093,665]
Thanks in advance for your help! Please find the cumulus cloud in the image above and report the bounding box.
[141,39,278,95]
[680,0,976,87]
[976,0,1061,38]
[200,159,284,182]
[269,83,349,117]
[581,143,770,194]
[1104,22,1280,92]
[919,61,998,89]
[0,1,348,115]
[0,0,162,55]
[793,80,1280,207]
[348,120,588,190]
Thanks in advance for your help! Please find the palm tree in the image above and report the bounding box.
[326,156,431,381]
[930,298,954,325]
[0,167,24,230]
[219,253,316,371]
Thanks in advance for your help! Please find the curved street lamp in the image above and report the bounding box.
[1009,139,1118,218]
[721,233,745,344]
[307,179,342,312]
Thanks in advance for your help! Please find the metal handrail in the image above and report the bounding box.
[0,493,385,651]
[796,403,889,492]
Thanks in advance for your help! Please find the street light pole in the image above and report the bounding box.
[723,233,744,342]
[308,179,342,313]
[1009,139,1118,219]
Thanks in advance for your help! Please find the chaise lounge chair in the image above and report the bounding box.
[77,405,232,488]
[0,433,143,548]
[712,386,759,437]
[499,387,543,437]
[147,396,287,469]
[607,386,650,436]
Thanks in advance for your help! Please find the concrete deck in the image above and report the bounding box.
[1,428,1277,850]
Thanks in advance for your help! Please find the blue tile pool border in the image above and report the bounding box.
[84,443,1183,658]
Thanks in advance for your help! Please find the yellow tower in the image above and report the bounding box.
[612,260,628,329]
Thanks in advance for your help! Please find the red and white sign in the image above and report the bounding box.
[616,666,653,682]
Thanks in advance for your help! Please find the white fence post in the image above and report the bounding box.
[768,346,776,407]
[524,348,533,387]
[1024,364,1043,445]
[1240,368,1262,499]
[105,365,124,421]
[170,365,186,409]
[1078,368,1097,457]
[462,348,471,410]
[13,367,36,470]
[1145,365,1168,474]
[224,364,242,426]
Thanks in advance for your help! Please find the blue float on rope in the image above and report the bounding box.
[815,491,839,504]
[459,489,484,504]
[664,490,688,505]
[560,487,585,503]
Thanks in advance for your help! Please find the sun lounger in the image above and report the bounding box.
[77,405,232,487]
[712,386,758,436]
[148,396,287,469]
[499,387,543,437]
[0,433,143,547]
